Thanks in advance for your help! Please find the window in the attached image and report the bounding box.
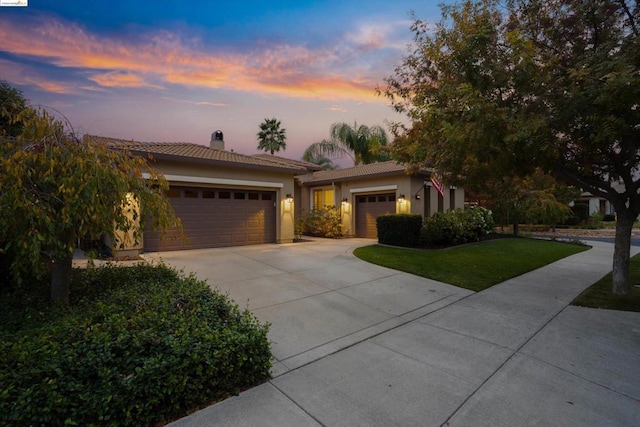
[248,192,259,200]
[234,192,246,200]
[166,189,180,198]
[313,188,334,208]
[219,191,231,199]
[184,189,199,198]
[202,190,216,199]
[261,193,273,201]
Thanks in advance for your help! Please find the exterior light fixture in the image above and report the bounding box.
[398,194,406,203]
[342,198,348,204]
[285,193,293,203]
[415,194,421,200]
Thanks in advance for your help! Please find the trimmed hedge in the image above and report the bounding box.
[421,207,494,247]
[0,264,271,426]
[376,214,422,247]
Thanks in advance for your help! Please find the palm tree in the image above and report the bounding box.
[301,151,338,170]
[257,118,287,155]
[303,122,390,165]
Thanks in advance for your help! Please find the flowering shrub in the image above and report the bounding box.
[421,207,494,247]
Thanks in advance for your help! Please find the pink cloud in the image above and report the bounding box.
[0,15,389,103]
[88,71,164,89]
[0,59,73,93]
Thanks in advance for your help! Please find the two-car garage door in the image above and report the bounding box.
[355,193,396,238]
[144,186,276,252]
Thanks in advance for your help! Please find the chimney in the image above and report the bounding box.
[210,130,224,150]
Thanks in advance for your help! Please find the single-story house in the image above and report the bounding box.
[88,133,464,253]
[580,181,623,217]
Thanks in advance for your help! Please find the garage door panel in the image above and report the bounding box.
[356,193,396,239]
[144,187,276,251]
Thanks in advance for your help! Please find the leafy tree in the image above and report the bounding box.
[256,117,287,155]
[301,151,338,170]
[480,170,580,233]
[382,0,640,295]
[303,121,390,166]
[0,80,28,137]
[0,106,180,303]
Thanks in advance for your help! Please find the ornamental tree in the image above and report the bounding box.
[382,0,640,295]
[0,106,180,303]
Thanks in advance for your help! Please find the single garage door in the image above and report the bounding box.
[144,187,276,251]
[355,193,396,238]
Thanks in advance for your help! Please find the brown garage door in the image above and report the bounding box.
[355,193,396,238]
[144,187,276,251]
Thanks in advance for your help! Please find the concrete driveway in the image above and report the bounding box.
[143,237,472,374]
[145,238,640,426]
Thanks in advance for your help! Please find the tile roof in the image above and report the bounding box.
[253,154,323,171]
[300,160,428,185]
[86,135,307,173]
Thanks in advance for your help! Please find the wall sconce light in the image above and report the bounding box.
[398,194,406,203]
[285,193,293,203]
[341,198,348,204]
[415,194,421,200]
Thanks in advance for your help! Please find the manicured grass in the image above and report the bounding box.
[353,237,588,292]
[573,253,640,312]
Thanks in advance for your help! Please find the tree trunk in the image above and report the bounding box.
[612,210,634,296]
[51,251,73,303]
[513,222,519,236]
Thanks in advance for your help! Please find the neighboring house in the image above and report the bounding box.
[296,161,465,238]
[580,180,624,217]
[87,134,308,254]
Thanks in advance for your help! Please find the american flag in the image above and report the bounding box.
[430,173,445,197]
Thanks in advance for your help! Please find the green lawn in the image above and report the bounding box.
[573,253,640,312]
[353,238,588,292]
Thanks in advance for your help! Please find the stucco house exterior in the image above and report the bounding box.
[88,134,308,254]
[88,134,465,253]
[580,181,624,217]
[296,161,465,238]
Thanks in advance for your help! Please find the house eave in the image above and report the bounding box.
[131,150,306,175]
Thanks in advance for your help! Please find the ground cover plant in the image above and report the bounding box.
[0,264,271,426]
[354,238,588,292]
[573,253,640,312]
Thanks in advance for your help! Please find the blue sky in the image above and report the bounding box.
[0,0,441,164]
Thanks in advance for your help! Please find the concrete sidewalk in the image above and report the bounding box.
[161,239,640,427]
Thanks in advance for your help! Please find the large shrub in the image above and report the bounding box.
[422,207,494,247]
[376,214,422,247]
[0,264,271,426]
[298,206,345,238]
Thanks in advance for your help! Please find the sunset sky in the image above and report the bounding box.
[0,1,440,165]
